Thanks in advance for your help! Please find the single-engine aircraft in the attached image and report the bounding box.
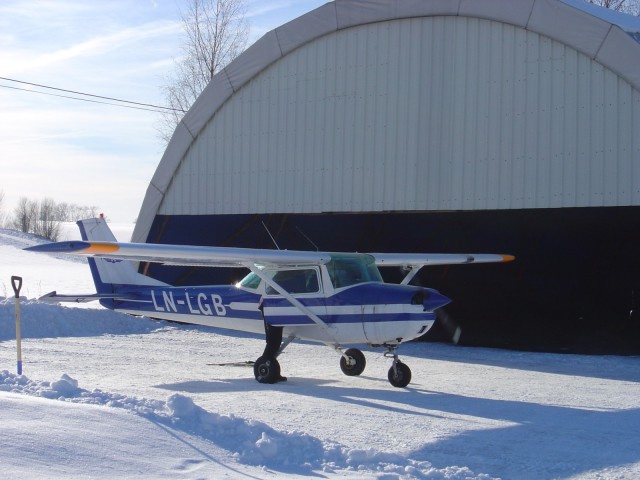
[26,218,514,387]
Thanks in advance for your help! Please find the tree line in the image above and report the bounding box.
[0,191,99,242]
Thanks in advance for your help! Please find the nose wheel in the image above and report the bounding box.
[388,360,412,387]
[385,346,412,388]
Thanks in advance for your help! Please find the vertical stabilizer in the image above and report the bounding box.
[77,218,167,293]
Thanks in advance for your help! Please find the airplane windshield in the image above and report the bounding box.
[239,272,261,290]
[327,254,382,289]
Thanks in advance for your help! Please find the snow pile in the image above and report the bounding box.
[0,370,492,479]
[0,298,162,340]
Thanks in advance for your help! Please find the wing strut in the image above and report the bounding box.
[244,263,336,338]
[400,265,422,285]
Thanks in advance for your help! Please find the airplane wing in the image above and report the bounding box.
[372,253,514,285]
[25,240,333,267]
[26,241,513,269]
[372,253,514,266]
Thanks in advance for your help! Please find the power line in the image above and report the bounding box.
[0,84,174,113]
[0,76,185,113]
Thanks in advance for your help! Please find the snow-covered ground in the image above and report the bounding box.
[1,224,639,479]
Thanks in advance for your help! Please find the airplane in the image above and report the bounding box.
[26,218,514,388]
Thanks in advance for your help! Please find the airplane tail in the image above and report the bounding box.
[77,218,167,294]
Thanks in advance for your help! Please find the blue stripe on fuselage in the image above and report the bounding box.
[110,282,439,326]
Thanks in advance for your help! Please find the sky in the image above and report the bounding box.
[0,0,328,224]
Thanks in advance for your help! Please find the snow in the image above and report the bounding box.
[1,225,639,479]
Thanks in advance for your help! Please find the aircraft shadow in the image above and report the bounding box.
[406,391,640,479]
[405,342,640,383]
[156,374,640,479]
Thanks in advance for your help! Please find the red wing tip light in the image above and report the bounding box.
[501,255,515,262]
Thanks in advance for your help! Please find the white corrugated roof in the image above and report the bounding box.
[133,0,640,243]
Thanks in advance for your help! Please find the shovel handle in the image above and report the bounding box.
[11,276,22,298]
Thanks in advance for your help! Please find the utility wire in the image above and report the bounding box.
[0,76,185,113]
[0,84,173,113]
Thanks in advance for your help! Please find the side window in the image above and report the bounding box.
[265,268,320,295]
[239,272,262,290]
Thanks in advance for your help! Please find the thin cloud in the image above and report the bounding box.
[0,0,327,222]
[246,0,331,19]
[6,21,180,76]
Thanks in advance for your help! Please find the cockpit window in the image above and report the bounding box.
[327,254,383,289]
[265,268,320,295]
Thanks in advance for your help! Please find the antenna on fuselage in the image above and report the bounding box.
[262,221,280,250]
[295,226,320,251]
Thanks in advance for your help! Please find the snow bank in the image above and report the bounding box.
[0,298,162,340]
[0,370,494,479]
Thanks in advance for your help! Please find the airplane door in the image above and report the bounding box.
[261,267,326,328]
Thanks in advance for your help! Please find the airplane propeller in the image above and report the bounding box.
[436,309,462,345]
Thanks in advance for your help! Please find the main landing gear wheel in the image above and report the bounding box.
[339,348,366,376]
[388,361,412,388]
[254,355,281,384]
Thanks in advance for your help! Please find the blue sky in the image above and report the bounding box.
[0,0,328,224]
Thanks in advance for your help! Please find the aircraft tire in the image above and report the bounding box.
[339,348,366,376]
[388,361,411,388]
[254,355,281,384]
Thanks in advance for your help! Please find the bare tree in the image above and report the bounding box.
[9,197,98,240]
[11,197,36,234]
[158,0,250,144]
[34,197,61,242]
[52,202,99,222]
[588,0,640,14]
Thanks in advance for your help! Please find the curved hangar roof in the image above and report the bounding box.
[133,0,640,242]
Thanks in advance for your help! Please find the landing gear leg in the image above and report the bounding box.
[384,345,412,388]
[255,320,288,384]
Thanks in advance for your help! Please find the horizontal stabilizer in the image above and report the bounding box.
[38,291,131,304]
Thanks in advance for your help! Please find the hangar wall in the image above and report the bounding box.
[160,16,640,216]
[133,0,640,353]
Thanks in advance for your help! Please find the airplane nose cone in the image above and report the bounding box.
[422,288,451,311]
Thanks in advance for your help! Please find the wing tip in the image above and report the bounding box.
[25,241,91,253]
[24,241,119,255]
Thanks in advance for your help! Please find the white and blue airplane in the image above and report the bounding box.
[26,218,513,387]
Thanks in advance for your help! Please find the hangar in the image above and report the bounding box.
[133,0,640,353]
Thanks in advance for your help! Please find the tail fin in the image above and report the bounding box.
[77,218,167,293]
